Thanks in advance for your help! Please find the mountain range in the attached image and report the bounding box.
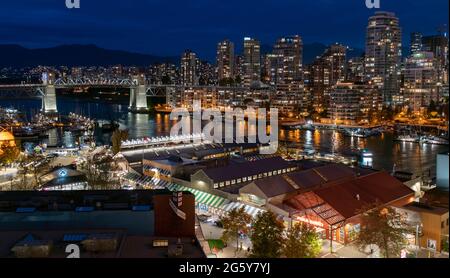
[0,43,367,68]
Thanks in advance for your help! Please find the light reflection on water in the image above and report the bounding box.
[1,98,448,175]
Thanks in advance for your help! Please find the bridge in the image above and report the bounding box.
[0,73,175,114]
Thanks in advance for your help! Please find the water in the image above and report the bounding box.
[1,97,448,174]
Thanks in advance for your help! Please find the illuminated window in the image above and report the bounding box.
[153,240,169,247]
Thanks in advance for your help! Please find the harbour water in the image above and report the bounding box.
[1,97,448,175]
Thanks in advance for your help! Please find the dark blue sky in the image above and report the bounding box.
[0,0,448,61]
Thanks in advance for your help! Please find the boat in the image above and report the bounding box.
[394,134,420,143]
[420,136,449,146]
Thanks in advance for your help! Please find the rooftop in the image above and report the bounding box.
[201,156,294,183]
[284,171,415,222]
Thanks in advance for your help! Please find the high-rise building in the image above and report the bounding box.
[198,60,217,86]
[346,57,365,83]
[309,44,346,111]
[365,11,402,105]
[180,50,198,86]
[403,51,438,113]
[262,53,282,86]
[243,37,261,87]
[410,32,423,54]
[270,36,306,114]
[234,55,244,84]
[216,40,235,81]
[422,34,449,84]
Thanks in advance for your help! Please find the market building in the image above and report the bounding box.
[236,164,415,244]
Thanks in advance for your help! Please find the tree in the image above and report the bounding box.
[111,129,128,155]
[220,207,252,254]
[0,145,20,167]
[250,211,285,258]
[283,223,322,258]
[355,204,411,258]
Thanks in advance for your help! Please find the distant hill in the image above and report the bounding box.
[0,44,178,68]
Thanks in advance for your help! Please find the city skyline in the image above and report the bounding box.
[0,0,448,61]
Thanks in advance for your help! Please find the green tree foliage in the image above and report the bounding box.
[250,211,285,258]
[0,145,20,166]
[220,207,252,252]
[111,129,129,155]
[355,204,411,258]
[283,223,322,258]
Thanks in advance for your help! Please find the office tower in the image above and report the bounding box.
[309,44,346,111]
[403,51,438,113]
[243,37,261,87]
[216,40,235,81]
[365,11,402,105]
[410,32,423,54]
[180,50,198,86]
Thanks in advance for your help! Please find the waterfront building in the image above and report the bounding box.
[190,156,297,191]
[365,11,402,106]
[217,40,235,82]
[180,50,199,86]
[243,37,261,87]
[238,164,414,244]
[328,82,382,125]
[402,51,438,113]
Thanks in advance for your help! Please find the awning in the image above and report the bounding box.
[218,202,264,218]
[165,183,230,209]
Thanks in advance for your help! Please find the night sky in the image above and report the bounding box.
[0,0,448,61]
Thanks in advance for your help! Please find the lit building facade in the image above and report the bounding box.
[365,11,402,106]
[243,37,261,87]
[309,44,346,112]
[271,36,306,115]
[180,50,198,86]
[217,40,235,81]
[329,82,382,125]
[403,51,438,113]
[410,32,423,54]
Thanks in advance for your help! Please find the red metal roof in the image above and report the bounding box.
[284,171,414,222]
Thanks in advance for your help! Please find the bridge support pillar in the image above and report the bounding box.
[42,85,58,114]
[129,75,148,113]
